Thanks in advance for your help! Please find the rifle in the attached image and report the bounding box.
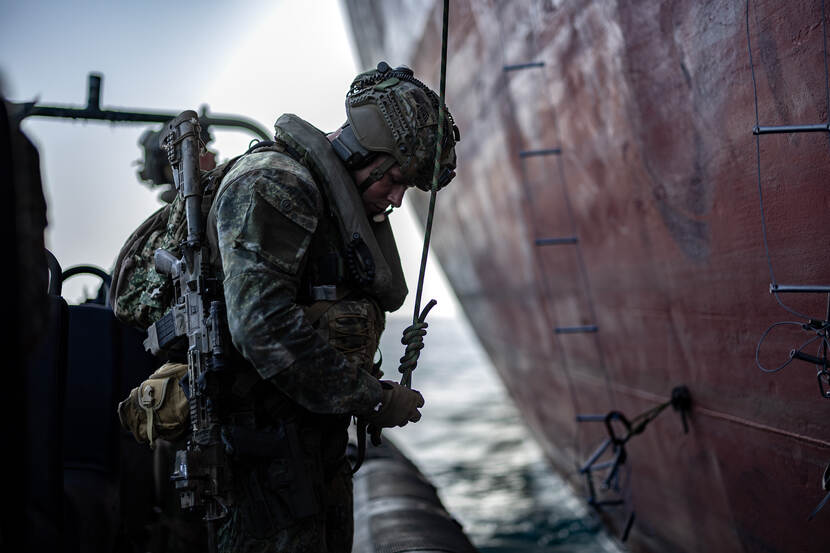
[143,110,231,552]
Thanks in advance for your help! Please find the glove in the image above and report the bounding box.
[366,380,424,428]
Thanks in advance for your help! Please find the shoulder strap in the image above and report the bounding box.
[203,155,243,268]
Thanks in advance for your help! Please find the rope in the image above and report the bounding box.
[626,401,671,439]
[356,0,452,465]
[398,304,435,378]
[399,0,450,389]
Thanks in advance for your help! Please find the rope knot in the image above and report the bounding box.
[399,299,437,388]
[398,321,429,374]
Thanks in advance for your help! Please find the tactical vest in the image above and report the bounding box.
[207,114,408,313]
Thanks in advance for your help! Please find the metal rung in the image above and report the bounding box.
[770,284,830,294]
[588,499,624,507]
[576,414,607,422]
[536,237,578,246]
[579,438,612,473]
[622,512,636,542]
[555,325,598,334]
[590,459,618,472]
[753,123,829,135]
[519,148,561,158]
[503,62,545,72]
[790,349,829,367]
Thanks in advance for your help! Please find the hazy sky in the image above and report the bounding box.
[1,0,457,317]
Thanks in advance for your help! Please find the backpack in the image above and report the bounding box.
[110,158,238,330]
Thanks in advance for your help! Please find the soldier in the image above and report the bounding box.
[137,126,218,204]
[210,62,459,552]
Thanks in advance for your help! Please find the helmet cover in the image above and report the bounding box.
[345,62,460,191]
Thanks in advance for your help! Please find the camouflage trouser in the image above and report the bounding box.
[217,422,354,553]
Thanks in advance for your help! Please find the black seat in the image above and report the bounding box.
[58,263,158,553]
[23,290,68,551]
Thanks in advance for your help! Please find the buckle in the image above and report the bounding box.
[310,285,338,301]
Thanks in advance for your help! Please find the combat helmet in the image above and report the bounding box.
[331,61,460,192]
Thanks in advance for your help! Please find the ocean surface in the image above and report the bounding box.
[378,313,624,553]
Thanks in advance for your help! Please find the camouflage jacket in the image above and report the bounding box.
[213,147,383,416]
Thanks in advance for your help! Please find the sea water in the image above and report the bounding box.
[379,313,624,553]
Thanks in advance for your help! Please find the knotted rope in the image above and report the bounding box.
[399,0,450,389]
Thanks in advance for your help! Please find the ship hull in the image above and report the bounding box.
[345,1,830,551]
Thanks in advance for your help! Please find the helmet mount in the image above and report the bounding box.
[330,123,378,171]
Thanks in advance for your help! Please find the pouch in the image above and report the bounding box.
[315,298,385,376]
[118,362,189,447]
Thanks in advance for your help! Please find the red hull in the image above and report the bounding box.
[346,1,830,551]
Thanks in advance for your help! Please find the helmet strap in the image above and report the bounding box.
[358,156,397,194]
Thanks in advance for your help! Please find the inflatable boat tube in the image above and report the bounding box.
[350,438,478,553]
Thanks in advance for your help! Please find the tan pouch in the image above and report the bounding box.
[314,298,385,376]
[118,362,189,447]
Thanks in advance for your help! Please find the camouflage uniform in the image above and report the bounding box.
[211,143,385,553]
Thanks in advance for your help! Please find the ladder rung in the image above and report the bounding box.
[503,62,545,72]
[770,284,830,294]
[579,437,612,473]
[790,349,829,367]
[555,325,598,334]
[589,459,618,471]
[519,148,561,158]
[588,499,625,507]
[536,237,578,246]
[576,414,607,422]
[753,123,829,135]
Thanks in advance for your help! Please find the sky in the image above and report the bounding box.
[1,0,458,318]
